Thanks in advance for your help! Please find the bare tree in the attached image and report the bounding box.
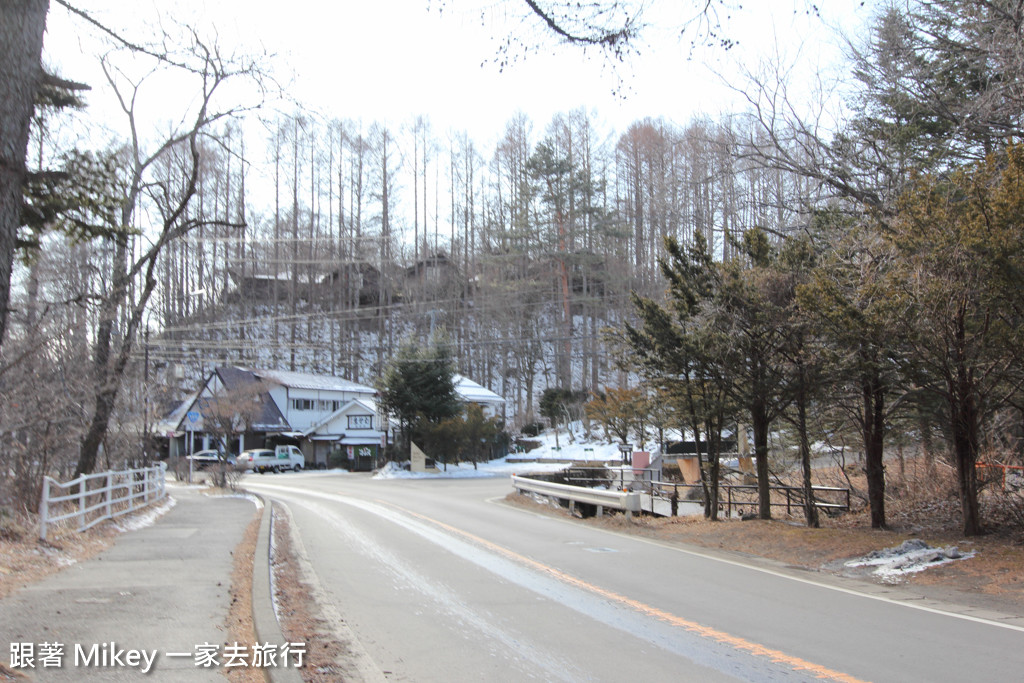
[200,381,265,488]
[76,33,266,476]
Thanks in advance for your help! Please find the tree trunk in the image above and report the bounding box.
[692,426,709,518]
[862,370,887,529]
[951,388,983,536]
[0,0,49,349]
[797,393,819,528]
[751,400,772,519]
[77,234,128,477]
[950,302,983,536]
[706,417,722,522]
[78,379,117,475]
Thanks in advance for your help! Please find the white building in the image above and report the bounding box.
[454,374,505,419]
[161,366,384,470]
[159,367,504,470]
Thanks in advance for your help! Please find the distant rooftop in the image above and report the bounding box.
[454,374,504,403]
[245,367,376,394]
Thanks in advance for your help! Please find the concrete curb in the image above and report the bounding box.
[251,498,304,683]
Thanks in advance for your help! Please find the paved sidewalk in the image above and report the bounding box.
[0,483,256,681]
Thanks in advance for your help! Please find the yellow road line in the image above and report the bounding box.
[386,501,868,683]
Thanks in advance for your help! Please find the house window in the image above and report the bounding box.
[291,398,314,411]
[348,415,372,430]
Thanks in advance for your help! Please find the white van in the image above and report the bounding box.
[237,446,304,473]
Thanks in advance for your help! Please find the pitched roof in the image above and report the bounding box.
[303,398,380,436]
[453,375,504,404]
[214,367,288,429]
[245,367,376,394]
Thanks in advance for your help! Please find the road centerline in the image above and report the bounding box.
[385,500,868,683]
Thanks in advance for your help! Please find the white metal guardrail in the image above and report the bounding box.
[511,474,641,516]
[39,465,167,541]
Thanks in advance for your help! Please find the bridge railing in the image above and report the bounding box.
[513,469,850,519]
[511,474,641,517]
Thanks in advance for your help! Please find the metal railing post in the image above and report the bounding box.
[78,475,87,531]
[39,477,50,541]
[105,472,113,520]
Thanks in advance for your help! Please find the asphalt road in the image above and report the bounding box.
[242,471,1024,682]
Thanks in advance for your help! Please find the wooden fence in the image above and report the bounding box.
[38,465,167,541]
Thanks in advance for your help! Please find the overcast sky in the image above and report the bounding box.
[42,1,871,149]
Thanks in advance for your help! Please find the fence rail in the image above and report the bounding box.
[39,465,167,541]
[977,463,1024,490]
[511,474,642,516]
[648,481,851,518]
[522,467,850,519]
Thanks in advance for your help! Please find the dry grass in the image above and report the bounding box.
[271,510,349,682]
[224,511,263,683]
[0,509,123,601]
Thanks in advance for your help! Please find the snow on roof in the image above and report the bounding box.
[454,374,504,404]
[246,367,376,394]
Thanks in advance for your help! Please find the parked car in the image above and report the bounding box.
[237,446,304,474]
[236,449,274,473]
[186,449,235,469]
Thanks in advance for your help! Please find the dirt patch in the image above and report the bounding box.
[224,510,263,683]
[271,510,349,682]
[505,492,1024,614]
[0,511,137,601]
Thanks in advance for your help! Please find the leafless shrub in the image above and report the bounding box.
[0,506,31,542]
[982,486,1024,541]
[878,454,994,534]
[0,328,91,513]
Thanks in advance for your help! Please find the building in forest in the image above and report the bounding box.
[156,366,505,470]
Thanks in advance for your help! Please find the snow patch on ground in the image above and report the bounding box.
[373,458,572,480]
[844,539,976,583]
[112,496,177,532]
[165,481,211,490]
[371,429,653,480]
[515,429,634,463]
[35,545,77,568]
[224,491,264,510]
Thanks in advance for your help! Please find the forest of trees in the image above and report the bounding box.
[144,110,799,410]
[2,1,1023,537]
